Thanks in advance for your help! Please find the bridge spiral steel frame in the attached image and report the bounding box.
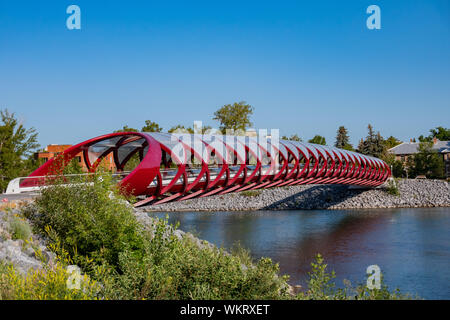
[25,132,391,207]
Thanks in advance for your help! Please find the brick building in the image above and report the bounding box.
[35,144,115,172]
[388,138,450,177]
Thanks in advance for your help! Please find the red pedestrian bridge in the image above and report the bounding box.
[8,132,391,207]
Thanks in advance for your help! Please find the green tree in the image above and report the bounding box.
[213,101,254,133]
[168,124,194,134]
[334,126,353,150]
[357,124,386,158]
[168,124,215,135]
[418,126,450,142]
[193,123,214,134]
[281,134,302,142]
[391,160,405,178]
[429,126,450,140]
[308,135,326,145]
[410,142,445,178]
[0,109,39,192]
[418,135,431,143]
[114,125,138,133]
[141,120,162,132]
[62,157,84,175]
[383,136,402,150]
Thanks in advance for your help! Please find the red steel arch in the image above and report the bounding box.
[24,132,391,207]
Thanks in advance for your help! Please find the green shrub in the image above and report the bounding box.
[27,173,146,272]
[28,173,289,300]
[8,215,32,241]
[296,254,413,300]
[93,217,289,300]
[385,178,400,196]
[0,247,100,300]
[240,190,261,197]
[298,254,336,299]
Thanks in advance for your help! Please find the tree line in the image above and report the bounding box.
[1,102,448,192]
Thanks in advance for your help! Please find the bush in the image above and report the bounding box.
[391,160,405,178]
[409,142,445,179]
[8,215,32,241]
[298,254,336,299]
[27,173,289,300]
[0,247,100,300]
[385,179,400,196]
[97,218,289,300]
[27,173,146,272]
[296,254,413,300]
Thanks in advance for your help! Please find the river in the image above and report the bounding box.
[148,207,450,299]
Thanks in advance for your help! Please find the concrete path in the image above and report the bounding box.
[0,193,38,202]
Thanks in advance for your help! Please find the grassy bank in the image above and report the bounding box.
[1,174,413,300]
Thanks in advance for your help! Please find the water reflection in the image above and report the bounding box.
[148,208,450,299]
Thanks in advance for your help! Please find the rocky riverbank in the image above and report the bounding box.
[0,203,219,275]
[0,206,55,274]
[1,179,448,276]
[143,179,450,212]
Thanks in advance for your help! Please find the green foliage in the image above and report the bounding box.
[384,136,402,150]
[357,124,386,158]
[352,279,409,300]
[282,134,302,142]
[342,144,354,151]
[28,174,289,300]
[114,125,138,133]
[28,173,146,272]
[385,179,400,196]
[299,254,336,299]
[296,254,412,300]
[116,121,164,133]
[213,101,254,133]
[418,126,450,142]
[381,152,407,178]
[334,126,353,151]
[8,215,32,241]
[391,160,405,178]
[230,242,254,267]
[97,218,289,300]
[122,152,141,172]
[62,157,84,175]
[240,190,261,197]
[168,124,194,134]
[168,124,215,135]
[141,120,163,132]
[410,142,445,179]
[23,173,415,301]
[0,251,100,300]
[0,109,39,192]
[308,135,326,145]
[418,135,431,142]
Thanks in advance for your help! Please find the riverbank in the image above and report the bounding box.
[0,205,217,276]
[0,180,419,300]
[143,179,450,212]
[0,201,294,299]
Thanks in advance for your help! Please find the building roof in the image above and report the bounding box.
[388,140,450,155]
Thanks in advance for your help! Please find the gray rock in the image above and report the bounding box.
[141,179,450,212]
[0,209,56,275]
[0,242,42,274]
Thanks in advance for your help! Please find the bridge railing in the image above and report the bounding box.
[5,171,132,194]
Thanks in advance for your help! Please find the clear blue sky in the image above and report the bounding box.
[0,0,449,148]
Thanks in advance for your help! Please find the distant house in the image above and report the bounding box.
[34,144,115,172]
[387,138,450,177]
